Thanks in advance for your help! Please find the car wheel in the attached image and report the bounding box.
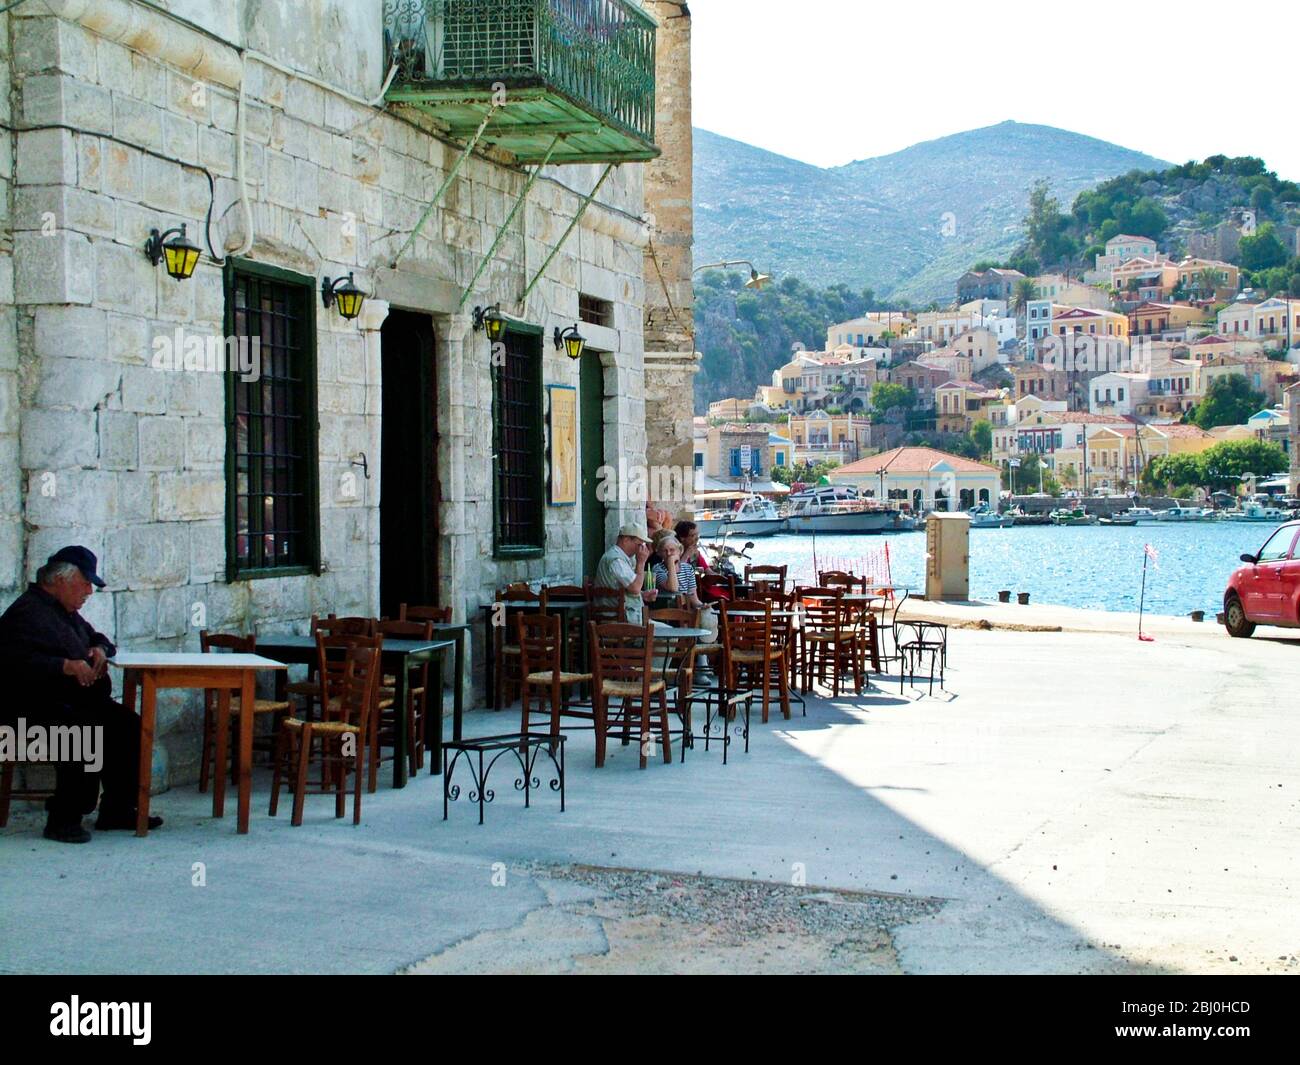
[1224,595,1255,639]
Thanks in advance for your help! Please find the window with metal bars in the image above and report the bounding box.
[493,327,545,555]
[224,262,320,579]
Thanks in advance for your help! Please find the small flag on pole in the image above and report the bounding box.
[1144,543,1160,568]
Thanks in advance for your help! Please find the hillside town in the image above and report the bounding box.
[701,229,1300,508]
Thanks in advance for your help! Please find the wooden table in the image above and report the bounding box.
[254,635,456,787]
[113,652,287,836]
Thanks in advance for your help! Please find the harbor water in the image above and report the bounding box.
[738,521,1284,618]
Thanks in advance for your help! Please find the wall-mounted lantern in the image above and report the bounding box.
[143,223,201,281]
[473,304,506,342]
[553,324,586,361]
[321,272,366,320]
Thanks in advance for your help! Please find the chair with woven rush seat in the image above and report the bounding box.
[492,586,549,711]
[744,564,788,599]
[518,613,593,740]
[270,642,382,826]
[286,615,378,722]
[647,607,704,752]
[589,621,671,769]
[313,631,391,792]
[0,761,52,827]
[721,599,788,723]
[798,589,863,696]
[376,618,434,777]
[198,631,292,796]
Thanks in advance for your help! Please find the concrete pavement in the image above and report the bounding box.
[2,615,1298,974]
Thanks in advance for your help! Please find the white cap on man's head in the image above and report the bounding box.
[616,523,650,543]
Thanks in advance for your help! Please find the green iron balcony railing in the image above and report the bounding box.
[382,0,659,164]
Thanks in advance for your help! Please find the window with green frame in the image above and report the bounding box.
[224,261,320,579]
[493,326,545,556]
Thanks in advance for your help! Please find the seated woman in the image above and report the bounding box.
[650,535,703,612]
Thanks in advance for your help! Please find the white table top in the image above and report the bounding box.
[111,653,287,670]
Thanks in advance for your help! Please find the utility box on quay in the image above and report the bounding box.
[925,512,970,601]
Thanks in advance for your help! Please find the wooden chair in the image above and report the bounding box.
[818,570,867,594]
[543,584,588,668]
[697,571,736,604]
[493,586,548,711]
[744,564,788,598]
[588,621,671,769]
[198,632,292,796]
[0,760,52,827]
[798,590,863,697]
[314,632,391,792]
[399,604,451,624]
[518,613,593,740]
[376,618,434,778]
[647,607,703,748]
[721,600,790,723]
[286,615,378,720]
[586,585,628,626]
[270,642,382,826]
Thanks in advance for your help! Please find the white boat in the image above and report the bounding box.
[694,494,786,538]
[1121,506,1159,523]
[1050,507,1098,526]
[967,503,1014,528]
[1154,505,1205,522]
[783,485,901,534]
[1225,498,1290,522]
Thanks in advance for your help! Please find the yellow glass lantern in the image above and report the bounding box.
[144,223,201,281]
[321,273,366,321]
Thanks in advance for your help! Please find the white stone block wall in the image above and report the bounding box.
[2,4,651,789]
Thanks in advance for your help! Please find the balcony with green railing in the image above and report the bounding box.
[382,0,659,164]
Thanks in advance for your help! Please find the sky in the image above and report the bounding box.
[690,0,1300,180]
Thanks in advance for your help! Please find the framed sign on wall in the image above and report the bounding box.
[547,384,578,506]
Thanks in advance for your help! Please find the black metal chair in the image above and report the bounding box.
[898,620,948,695]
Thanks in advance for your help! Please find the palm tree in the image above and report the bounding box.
[1194,267,1222,300]
[1012,277,1038,316]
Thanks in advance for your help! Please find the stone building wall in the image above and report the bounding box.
[641,0,698,513]
[0,6,18,595]
[2,1,650,788]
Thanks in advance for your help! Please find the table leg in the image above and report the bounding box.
[238,670,254,833]
[135,672,154,837]
[213,687,231,818]
[429,646,448,776]
[392,655,409,789]
[453,629,466,743]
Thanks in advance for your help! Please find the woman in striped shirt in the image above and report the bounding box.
[650,535,703,610]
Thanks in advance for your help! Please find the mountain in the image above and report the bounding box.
[693,121,1168,304]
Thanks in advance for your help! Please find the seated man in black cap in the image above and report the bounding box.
[0,546,162,843]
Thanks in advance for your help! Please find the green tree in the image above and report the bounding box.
[970,419,993,459]
[1239,223,1289,271]
[1188,374,1267,429]
[1200,439,1289,489]
[1011,277,1038,315]
[870,381,915,420]
[1142,452,1205,491]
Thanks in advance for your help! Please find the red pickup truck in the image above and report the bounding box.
[1224,520,1300,637]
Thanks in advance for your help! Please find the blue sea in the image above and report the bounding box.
[745,521,1279,618]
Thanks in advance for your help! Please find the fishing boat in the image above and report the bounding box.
[1224,497,1290,522]
[1154,505,1205,522]
[1120,506,1159,523]
[1009,507,1052,526]
[783,485,902,534]
[694,494,786,538]
[1098,515,1137,527]
[967,503,1014,528]
[1049,506,1098,526]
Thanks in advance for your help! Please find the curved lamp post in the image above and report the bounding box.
[692,259,772,290]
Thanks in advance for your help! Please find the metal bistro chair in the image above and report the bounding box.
[270,642,383,826]
[589,621,672,769]
[198,631,292,794]
[898,620,949,696]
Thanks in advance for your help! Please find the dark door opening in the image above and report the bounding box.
[380,310,440,617]
[580,350,606,578]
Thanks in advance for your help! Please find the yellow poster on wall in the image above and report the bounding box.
[548,385,578,506]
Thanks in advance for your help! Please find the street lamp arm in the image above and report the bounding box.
[692,260,758,275]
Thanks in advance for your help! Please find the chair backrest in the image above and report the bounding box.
[587,585,627,625]
[376,619,433,641]
[800,593,851,637]
[588,621,653,692]
[315,615,377,638]
[721,600,771,657]
[317,632,383,706]
[399,604,451,624]
[200,631,255,655]
[544,584,587,601]
[819,571,866,594]
[745,564,788,593]
[697,572,735,603]
[333,644,383,732]
[517,613,562,677]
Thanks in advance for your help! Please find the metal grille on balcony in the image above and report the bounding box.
[383,0,659,164]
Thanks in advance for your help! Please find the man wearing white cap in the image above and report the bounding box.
[593,523,655,625]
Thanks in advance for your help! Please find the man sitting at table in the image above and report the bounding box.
[593,523,656,625]
[0,546,162,843]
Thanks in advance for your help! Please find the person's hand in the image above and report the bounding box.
[643,588,659,602]
[88,646,108,679]
[634,542,651,566]
[63,659,97,687]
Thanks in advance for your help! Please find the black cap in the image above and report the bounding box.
[48,546,106,588]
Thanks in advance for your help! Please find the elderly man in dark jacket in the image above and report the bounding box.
[0,546,162,843]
